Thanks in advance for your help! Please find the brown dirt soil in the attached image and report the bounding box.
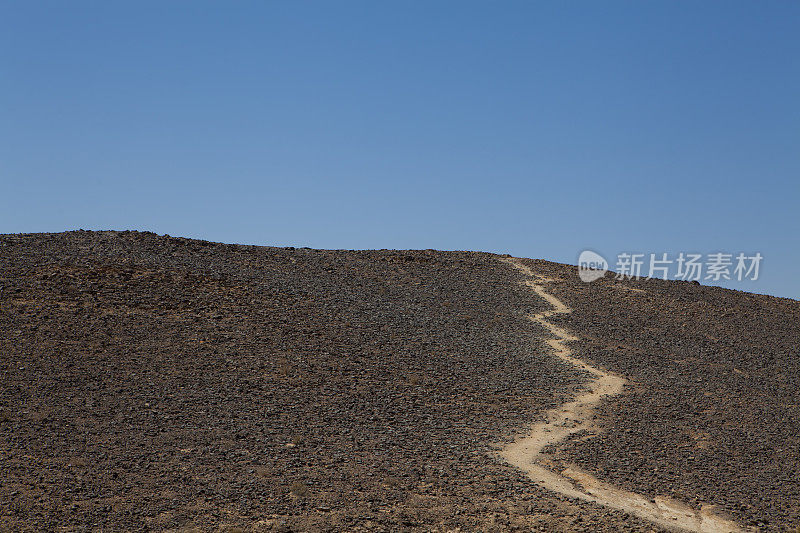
[1,231,797,531]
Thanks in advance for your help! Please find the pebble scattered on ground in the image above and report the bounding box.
[3,231,794,531]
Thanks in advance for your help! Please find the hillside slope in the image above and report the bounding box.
[1,231,797,531]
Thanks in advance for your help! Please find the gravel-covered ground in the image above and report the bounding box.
[2,231,797,531]
[520,259,800,531]
[1,231,660,532]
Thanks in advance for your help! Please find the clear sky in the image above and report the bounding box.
[2,2,798,299]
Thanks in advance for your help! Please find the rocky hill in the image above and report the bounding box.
[1,231,797,531]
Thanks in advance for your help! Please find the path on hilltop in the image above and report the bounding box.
[498,257,747,533]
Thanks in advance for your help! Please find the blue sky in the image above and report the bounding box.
[2,1,798,298]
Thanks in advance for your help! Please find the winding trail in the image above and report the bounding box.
[498,257,746,533]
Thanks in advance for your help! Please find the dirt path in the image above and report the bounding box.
[498,257,747,533]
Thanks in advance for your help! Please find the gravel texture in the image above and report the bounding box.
[5,231,794,531]
[1,231,662,532]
